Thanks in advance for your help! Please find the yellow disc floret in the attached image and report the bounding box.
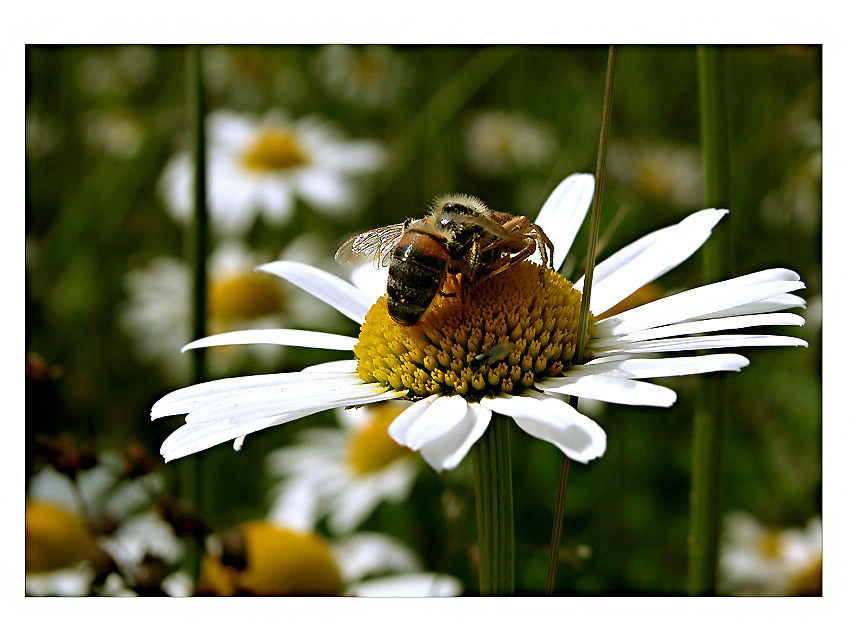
[25,501,101,573]
[208,271,284,325]
[355,261,586,400]
[241,127,308,172]
[199,521,343,596]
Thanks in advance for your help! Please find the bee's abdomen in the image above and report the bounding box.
[387,232,447,326]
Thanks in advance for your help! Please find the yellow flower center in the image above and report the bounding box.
[25,501,100,573]
[208,272,284,325]
[347,403,412,475]
[241,126,308,172]
[355,261,585,400]
[199,521,343,596]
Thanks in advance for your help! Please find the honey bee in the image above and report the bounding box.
[335,194,554,326]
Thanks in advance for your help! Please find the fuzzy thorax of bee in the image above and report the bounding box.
[355,261,587,399]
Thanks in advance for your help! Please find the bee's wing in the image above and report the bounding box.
[335,223,405,268]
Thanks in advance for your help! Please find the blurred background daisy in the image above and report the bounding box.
[719,511,822,596]
[119,235,337,382]
[267,401,421,535]
[159,109,387,235]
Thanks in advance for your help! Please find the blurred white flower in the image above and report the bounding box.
[267,401,420,535]
[608,140,702,209]
[464,110,556,177]
[159,109,386,234]
[80,110,144,158]
[26,461,186,597]
[315,45,409,109]
[120,238,334,382]
[198,520,461,597]
[26,112,62,158]
[719,511,822,596]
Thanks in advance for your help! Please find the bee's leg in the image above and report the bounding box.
[531,224,555,269]
[501,215,531,234]
[478,241,536,282]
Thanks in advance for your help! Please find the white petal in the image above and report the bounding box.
[387,396,439,445]
[256,260,371,324]
[332,532,422,583]
[266,476,321,532]
[591,334,808,357]
[255,180,295,222]
[347,573,463,597]
[571,353,750,379]
[182,377,388,425]
[418,403,492,472]
[590,312,805,348]
[482,394,606,463]
[151,368,357,419]
[401,395,471,451]
[350,262,389,303]
[160,384,396,462]
[576,224,669,287]
[537,375,677,407]
[327,483,385,535]
[594,268,805,337]
[181,329,357,352]
[296,169,356,212]
[688,293,806,320]
[531,173,594,272]
[580,208,727,315]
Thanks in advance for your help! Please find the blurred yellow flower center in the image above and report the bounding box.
[758,531,783,560]
[241,127,307,172]
[200,521,342,596]
[208,271,284,325]
[636,157,674,199]
[25,501,100,573]
[354,53,383,84]
[355,261,585,400]
[347,404,412,475]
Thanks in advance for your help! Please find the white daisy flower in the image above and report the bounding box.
[719,511,822,596]
[152,173,807,473]
[198,521,461,597]
[608,140,703,209]
[267,401,420,535]
[314,44,410,110]
[159,109,387,235]
[26,462,186,597]
[464,110,557,177]
[120,237,333,382]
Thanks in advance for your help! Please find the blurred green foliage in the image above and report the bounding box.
[26,45,821,595]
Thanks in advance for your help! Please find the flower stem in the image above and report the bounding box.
[472,413,514,595]
[546,44,617,595]
[181,44,208,581]
[687,45,732,595]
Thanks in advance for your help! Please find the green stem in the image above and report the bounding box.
[471,413,514,595]
[180,44,209,582]
[687,45,732,596]
[546,45,617,595]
